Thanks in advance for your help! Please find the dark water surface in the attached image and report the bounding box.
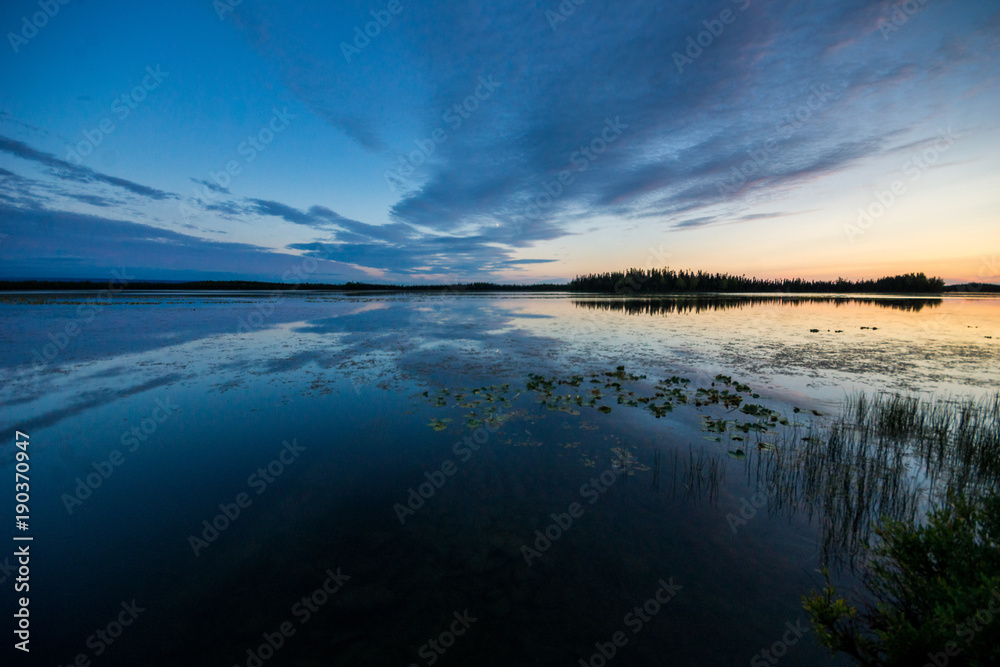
[2,292,998,665]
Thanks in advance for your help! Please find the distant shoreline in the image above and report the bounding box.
[1,279,997,294]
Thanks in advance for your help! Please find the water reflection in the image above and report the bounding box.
[3,292,997,665]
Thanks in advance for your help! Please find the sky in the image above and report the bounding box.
[0,0,998,284]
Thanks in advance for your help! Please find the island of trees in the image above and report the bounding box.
[567,269,947,294]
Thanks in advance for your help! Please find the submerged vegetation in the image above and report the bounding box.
[569,269,946,294]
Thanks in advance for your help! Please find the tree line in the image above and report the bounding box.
[0,280,565,292]
[568,269,947,294]
[2,272,973,294]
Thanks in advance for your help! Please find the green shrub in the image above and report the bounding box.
[803,493,1000,665]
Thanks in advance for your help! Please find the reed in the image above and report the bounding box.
[713,390,1000,566]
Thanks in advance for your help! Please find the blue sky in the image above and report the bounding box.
[1,0,998,283]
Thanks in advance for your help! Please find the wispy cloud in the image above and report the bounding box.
[233,0,988,238]
[0,203,370,281]
[0,135,176,201]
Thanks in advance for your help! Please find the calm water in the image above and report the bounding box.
[2,292,998,665]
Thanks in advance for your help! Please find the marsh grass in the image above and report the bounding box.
[675,444,725,505]
[736,391,1000,566]
[843,390,1000,496]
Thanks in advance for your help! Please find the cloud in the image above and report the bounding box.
[3,0,995,282]
[191,178,230,195]
[250,198,330,227]
[233,197,557,276]
[0,135,177,201]
[228,0,987,238]
[0,203,372,281]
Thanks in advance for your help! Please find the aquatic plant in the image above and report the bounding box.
[738,390,1000,566]
[803,493,1000,666]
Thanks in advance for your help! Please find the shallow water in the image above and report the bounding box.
[1,291,997,665]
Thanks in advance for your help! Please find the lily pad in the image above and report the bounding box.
[427,419,449,432]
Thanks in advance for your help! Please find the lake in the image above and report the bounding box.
[2,291,998,665]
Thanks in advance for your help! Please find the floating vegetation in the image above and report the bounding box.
[427,418,451,431]
[416,367,813,467]
[416,383,517,433]
[521,367,783,427]
[701,415,727,433]
[611,447,635,475]
[414,367,998,576]
[696,387,743,409]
